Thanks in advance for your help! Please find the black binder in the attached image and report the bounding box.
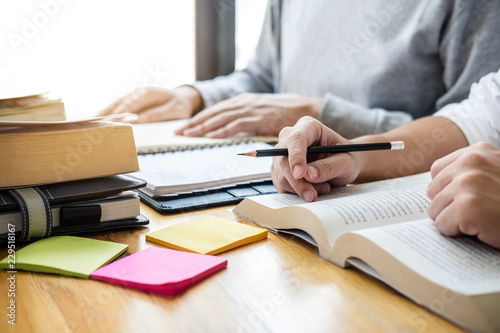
[0,175,149,242]
[138,180,277,213]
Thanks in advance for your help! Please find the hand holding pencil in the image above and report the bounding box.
[269,117,404,203]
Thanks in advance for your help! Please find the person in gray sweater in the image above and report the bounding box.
[100,0,500,139]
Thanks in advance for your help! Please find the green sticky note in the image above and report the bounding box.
[0,236,128,279]
[146,216,268,255]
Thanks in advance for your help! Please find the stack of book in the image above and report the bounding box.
[0,92,66,121]
[0,118,149,242]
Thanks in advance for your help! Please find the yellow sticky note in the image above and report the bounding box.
[146,216,268,255]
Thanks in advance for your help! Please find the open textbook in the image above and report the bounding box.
[233,172,500,332]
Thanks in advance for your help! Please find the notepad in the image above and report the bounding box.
[0,236,128,279]
[134,141,274,197]
[90,247,227,297]
[146,216,268,255]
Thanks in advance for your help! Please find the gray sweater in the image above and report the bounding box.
[193,0,500,138]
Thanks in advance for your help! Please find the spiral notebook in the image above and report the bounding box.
[131,121,278,212]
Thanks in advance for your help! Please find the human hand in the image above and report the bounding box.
[271,117,361,202]
[97,86,203,123]
[427,142,500,249]
[174,93,323,138]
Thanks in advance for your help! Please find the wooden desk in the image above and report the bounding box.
[1,203,464,333]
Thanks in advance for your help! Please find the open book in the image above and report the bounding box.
[233,172,500,332]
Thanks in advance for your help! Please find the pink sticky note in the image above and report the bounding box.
[90,247,227,297]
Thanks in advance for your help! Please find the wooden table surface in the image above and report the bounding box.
[0,202,464,333]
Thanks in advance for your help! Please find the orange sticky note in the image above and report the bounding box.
[146,216,267,255]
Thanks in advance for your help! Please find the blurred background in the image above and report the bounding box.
[0,0,267,119]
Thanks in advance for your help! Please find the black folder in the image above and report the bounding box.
[137,180,277,213]
[0,175,149,242]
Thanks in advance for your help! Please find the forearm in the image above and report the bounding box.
[351,116,468,182]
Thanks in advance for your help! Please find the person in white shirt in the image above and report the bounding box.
[271,70,500,249]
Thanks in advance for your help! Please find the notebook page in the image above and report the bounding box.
[133,120,276,153]
[134,142,273,194]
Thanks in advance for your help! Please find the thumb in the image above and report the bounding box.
[305,153,358,186]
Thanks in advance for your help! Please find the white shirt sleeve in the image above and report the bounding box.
[434,70,500,147]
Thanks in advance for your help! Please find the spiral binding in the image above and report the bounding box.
[137,138,255,155]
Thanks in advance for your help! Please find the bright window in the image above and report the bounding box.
[0,0,266,119]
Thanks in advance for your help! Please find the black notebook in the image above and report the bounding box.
[0,175,149,242]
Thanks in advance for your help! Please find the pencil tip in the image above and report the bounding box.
[237,151,257,157]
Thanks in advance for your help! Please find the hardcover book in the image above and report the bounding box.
[233,172,500,332]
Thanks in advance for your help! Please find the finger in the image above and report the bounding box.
[98,97,123,116]
[113,87,175,116]
[433,201,462,236]
[279,178,319,202]
[176,110,218,135]
[272,155,319,202]
[285,118,325,179]
[206,116,267,138]
[272,172,330,198]
[427,179,454,221]
[176,99,243,134]
[271,158,294,193]
[477,228,500,250]
[313,182,331,195]
[184,110,247,137]
[304,153,356,186]
[136,102,182,123]
[430,146,468,178]
[111,88,155,115]
[427,160,460,199]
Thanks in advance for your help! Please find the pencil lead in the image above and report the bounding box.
[237,151,257,157]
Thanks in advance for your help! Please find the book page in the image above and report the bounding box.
[247,172,431,209]
[309,184,430,246]
[0,114,135,128]
[353,219,500,295]
[133,120,276,153]
[245,172,432,246]
[133,120,235,152]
